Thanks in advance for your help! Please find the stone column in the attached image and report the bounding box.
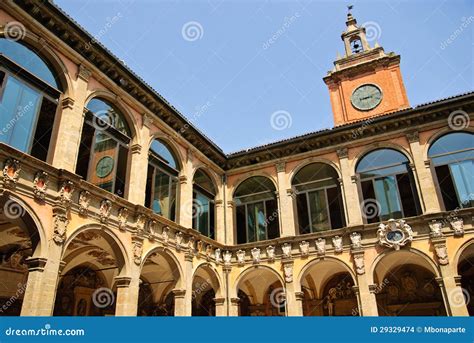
[337,148,363,226]
[225,200,235,245]
[183,253,194,316]
[49,64,90,171]
[177,150,194,228]
[275,162,297,237]
[127,143,148,205]
[355,267,378,316]
[229,297,240,316]
[173,289,186,316]
[283,260,302,316]
[114,276,139,316]
[214,297,226,316]
[20,257,48,316]
[406,131,442,213]
[214,199,225,244]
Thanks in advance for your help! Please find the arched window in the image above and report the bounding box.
[145,139,179,220]
[356,149,421,223]
[193,169,216,239]
[234,176,279,244]
[428,132,473,210]
[0,38,62,161]
[76,98,131,197]
[292,163,345,234]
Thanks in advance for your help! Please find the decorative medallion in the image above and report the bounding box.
[33,171,48,201]
[2,158,20,188]
[316,238,326,255]
[223,250,232,266]
[99,199,112,223]
[299,241,309,257]
[251,247,261,264]
[78,190,90,216]
[282,243,292,258]
[377,219,413,250]
[236,250,245,265]
[58,180,74,207]
[332,236,343,253]
[450,217,464,237]
[266,246,275,262]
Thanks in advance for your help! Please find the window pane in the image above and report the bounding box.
[396,173,419,218]
[255,202,266,241]
[449,160,474,207]
[30,96,56,161]
[236,205,246,244]
[246,203,256,243]
[361,180,379,223]
[308,189,330,232]
[170,178,177,221]
[266,199,279,239]
[296,193,310,234]
[76,122,95,179]
[153,172,170,217]
[90,132,118,193]
[114,145,128,197]
[86,98,131,137]
[0,75,41,152]
[195,192,210,236]
[356,149,408,173]
[374,176,402,220]
[150,139,178,170]
[209,202,215,240]
[327,186,345,229]
[429,132,474,158]
[435,165,459,211]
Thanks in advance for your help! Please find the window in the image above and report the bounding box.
[145,139,179,220]
[192,169,216,239]
[356,149,421,223]
[292,163,346,234]
[234,176,279,244]
[0,38,61,161]
[428,132,473,210]
[76,98,131,197]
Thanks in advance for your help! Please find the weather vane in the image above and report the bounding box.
[347,4,354,13]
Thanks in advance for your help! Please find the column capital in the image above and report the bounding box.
[173,289,186,298]
[336,148,349,159]
[213,297,226,305]
[77,64,92,82]
[406,130,419,143]
[24,257,47,272]
[130,144,142,155]
[275,161,286,173]
[295,291,304,301]
[454,275,462,287]
[114,276,132,288]
[230,297,240,305]
[61,97,75,110]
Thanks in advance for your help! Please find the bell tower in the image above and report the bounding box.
[323,6,410,126]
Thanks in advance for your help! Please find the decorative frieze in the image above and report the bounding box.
[33,171,48,201]
[52,207,69,245]
[283,262,293,283]
[175,232,183,251]
[132,240,143,266]
[206,245,212,261]
[377,219,413,250]
[352,251,365,275]
[77,64,91,82]
[336,148,348,159]
[282,243,292,258]
[223,251,232,266]
[236,250,245,265]
[406,130,419,143]
[433,242,449,265]
[214,248,221,263]
[275,161,286,173]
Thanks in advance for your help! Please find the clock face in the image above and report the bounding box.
[96,156,114,178]
[351,84,383,111]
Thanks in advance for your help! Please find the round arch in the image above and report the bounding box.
[146,133,185,172]
[351,143,414,175]
[423,127,474,162]
[297,256,357,289]
[192,262,223,298]
[453,237,474,268]
[289,158,343,183]
[140,246,184,289]
[230,173,278,197]
[191,167,220,193]
[233,265,285,298]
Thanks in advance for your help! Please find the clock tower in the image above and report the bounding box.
[323,8,410,126]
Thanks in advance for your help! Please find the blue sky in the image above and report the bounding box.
[55,0,473,153]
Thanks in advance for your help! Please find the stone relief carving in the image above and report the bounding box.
[353,253,365,275]
[236,250,245,265]
[117,207,129,231]
[33,171,48,201]
[175,232,183,251]
[78,190,90,216]
[206,245,212,261]
[316,238,326,255]
[282,243,292,258]
[283,263,293,283]
[135,214,147,236]
[58,180,74,207]
[187,236,195,253]
[99,199,112,223]
[148,219,159,238]
[350,232,362,249]
[2,158,20,188]
[196,240,203,253]
[377,219,413,250]
[299,241,309,256]
[450,217,464,237]
[332,236,343,253]
[428,220,443,238]
[251,247,261,264]
[162,226,170,244]
[133,241,143,266]
[223,250,232,266]
[266,246,275,262]
[53,209,69,245]
[434,243,449,265]
[214,248,221,263]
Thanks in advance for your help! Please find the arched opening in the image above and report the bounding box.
[300,259,357,316]
[145,139,180,221]
[192,169,216,239]
[373,251,446,316]
[234,176,279,244]
[428,132,473,210]
[356,148,421,223]
[0,195,42,316]
[54,229,127,316]
[350,36,364,54]
[236,267,285,316]
[137,249,181,316]
[457,242,474,315]
[292,163,345,234]
[76,98,132,198]
[192,264,220,316]
[0,38,63,161]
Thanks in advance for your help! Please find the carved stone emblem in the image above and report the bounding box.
[377,219,413,250]
[251,247,261,264]
[434,243,449,265]
[135,214,147,236]
[299,241,309,256]
[53,209,69,245]
[350,232,362,249]
[33,171,48,201]
[188,236,195,253]
[223,250,232,265]
[176,232,183,250]
[450,217,464,237]
[282,243,292,258]
[206,245,212,261]
[78,190,90,216]
[133,241,143,265]
[316,238,326,255]
[2,158,20,188]
[148,220,159,237]
[99,199,112,223]
[332,236,343,253]
[236,250,245,265]
[58,180,74,207]
[214,248,221,263]
[429,220,443,238]
[283,263,293,283]
[117,207,129,231]
[196,240,203,252]
[353,252,365,275]
[266,246,275,262]
[162,226,170,244]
